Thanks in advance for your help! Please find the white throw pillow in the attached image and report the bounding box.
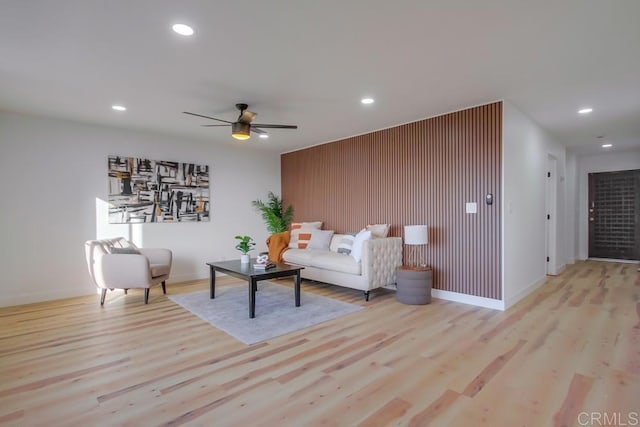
[335,233,356,254]
[307,230,334,250]
[329,234,345,252]
[350,230,372,262]
[366,223,390,238]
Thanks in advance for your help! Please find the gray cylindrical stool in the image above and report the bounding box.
[396,267,432,305]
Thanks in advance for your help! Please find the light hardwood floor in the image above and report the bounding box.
[1,260,638,426]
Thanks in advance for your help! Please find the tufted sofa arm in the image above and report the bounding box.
[361,237,403,289]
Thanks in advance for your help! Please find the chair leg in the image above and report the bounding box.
[162,281,166,294]
[100,289,107,306]
[364,291,370,302]
[144,288,150,304]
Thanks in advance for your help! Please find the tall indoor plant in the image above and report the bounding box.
[252,191,294,234]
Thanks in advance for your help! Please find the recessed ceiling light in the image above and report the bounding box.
[259,134,269,139]
[361,97,374,105]
[602,143,612,148]
[172,23,194,36]
[111,105,126,112]
[578,107,593,114]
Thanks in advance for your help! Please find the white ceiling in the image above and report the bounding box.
[1,0,639,155]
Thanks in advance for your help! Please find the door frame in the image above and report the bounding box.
[545,154,558,275]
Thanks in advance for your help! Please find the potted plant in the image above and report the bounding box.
[252,191,294,234]
[235,235,255,263]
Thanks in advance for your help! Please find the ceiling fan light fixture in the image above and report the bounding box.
[172,23,194,36]
[231,122,251,140]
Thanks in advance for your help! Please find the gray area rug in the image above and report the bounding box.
[169,282,363,345]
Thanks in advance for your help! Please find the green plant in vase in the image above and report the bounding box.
[252,191,294,234]
[235,235,255,263]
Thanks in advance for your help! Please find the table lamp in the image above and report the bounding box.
[404,225,429,268]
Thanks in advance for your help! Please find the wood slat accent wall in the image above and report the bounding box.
[281,102,502,299]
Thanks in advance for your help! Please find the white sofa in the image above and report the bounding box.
[282,234,402,300]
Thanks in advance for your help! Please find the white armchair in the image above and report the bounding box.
[85,237,173,305]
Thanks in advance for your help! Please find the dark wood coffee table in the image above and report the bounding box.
[206,260,304,318]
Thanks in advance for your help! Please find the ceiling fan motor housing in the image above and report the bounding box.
[231,121,251,139]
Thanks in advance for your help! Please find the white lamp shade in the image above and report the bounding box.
[404,225,429,245]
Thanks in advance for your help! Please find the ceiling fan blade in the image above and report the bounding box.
[250,126,266,134]
[252,124,298,129]
[238,110,257,124]
[183,111,234,124]
[201,124,231,127]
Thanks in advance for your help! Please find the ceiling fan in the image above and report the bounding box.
[183,103,298,141]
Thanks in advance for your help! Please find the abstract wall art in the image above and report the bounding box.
[108,156,210,223]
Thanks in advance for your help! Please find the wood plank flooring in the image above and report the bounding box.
[0,260,638,426]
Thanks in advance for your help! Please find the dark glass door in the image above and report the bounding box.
[588,169,640,260]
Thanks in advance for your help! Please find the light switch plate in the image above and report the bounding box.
[466,202,477,214]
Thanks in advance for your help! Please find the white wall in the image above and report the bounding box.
[502,101,567,308]
[0,111,281,307]
[576,150,640,260]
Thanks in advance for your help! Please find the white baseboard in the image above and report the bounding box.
[0,274,208,308]
[168,273,207,283]
[431,289,504,311]
[588,258,639,264]
[204,275,505,311]
[0,287,95,308]
[503,276,547,310]
[549,263,567,276]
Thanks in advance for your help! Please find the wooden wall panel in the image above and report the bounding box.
[281,102,502,300]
